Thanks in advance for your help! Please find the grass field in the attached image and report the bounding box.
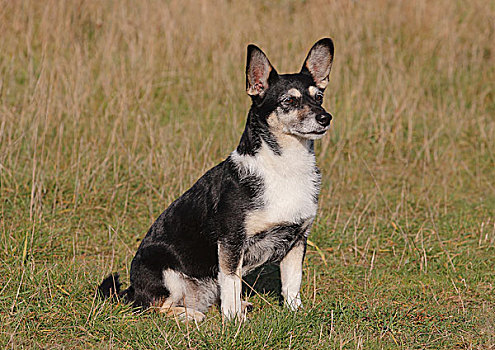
[1,0,494,348]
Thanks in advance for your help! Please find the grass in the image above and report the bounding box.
[0,0,494,348]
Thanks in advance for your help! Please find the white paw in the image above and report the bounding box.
[222,309,246,323]
[285,296,303,311]
[222,302,248,322]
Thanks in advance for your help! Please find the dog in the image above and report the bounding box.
[99,38,334,322]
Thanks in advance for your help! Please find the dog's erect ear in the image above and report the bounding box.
[300,38,334,90]
[246,45,278,97]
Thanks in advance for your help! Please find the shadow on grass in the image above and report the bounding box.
[242,263,282,304]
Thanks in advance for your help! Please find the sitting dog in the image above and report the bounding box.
[99,38,335,322]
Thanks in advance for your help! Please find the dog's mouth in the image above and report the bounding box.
[306,130,327,135]
[291,128,329,140]
[300,129,328,136]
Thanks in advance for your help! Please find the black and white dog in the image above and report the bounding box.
[99,38,334,322]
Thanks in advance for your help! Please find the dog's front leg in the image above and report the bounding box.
[218,243,244,321]
[280,239,306,311]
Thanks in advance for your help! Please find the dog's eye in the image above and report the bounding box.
[315,92,324,104]
[282,97,299,107]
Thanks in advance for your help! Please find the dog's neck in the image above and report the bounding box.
[236,108,314,157]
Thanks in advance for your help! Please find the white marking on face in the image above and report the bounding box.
[308,86,319,97]
[287,88,302,98]
[231,140,319,236]
[270,91,329,140]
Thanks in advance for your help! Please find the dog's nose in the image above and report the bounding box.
[315,113,332,127]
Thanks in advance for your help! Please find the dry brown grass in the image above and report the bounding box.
[0,0,494,348]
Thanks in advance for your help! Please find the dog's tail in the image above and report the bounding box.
[98,273,134,303]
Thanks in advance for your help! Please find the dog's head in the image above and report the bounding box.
[246,38,334,140]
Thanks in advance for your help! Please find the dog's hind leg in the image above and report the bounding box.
[159,304,206,322]
[157,274,206,323]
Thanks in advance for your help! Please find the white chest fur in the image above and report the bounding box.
[231,140,320,236]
